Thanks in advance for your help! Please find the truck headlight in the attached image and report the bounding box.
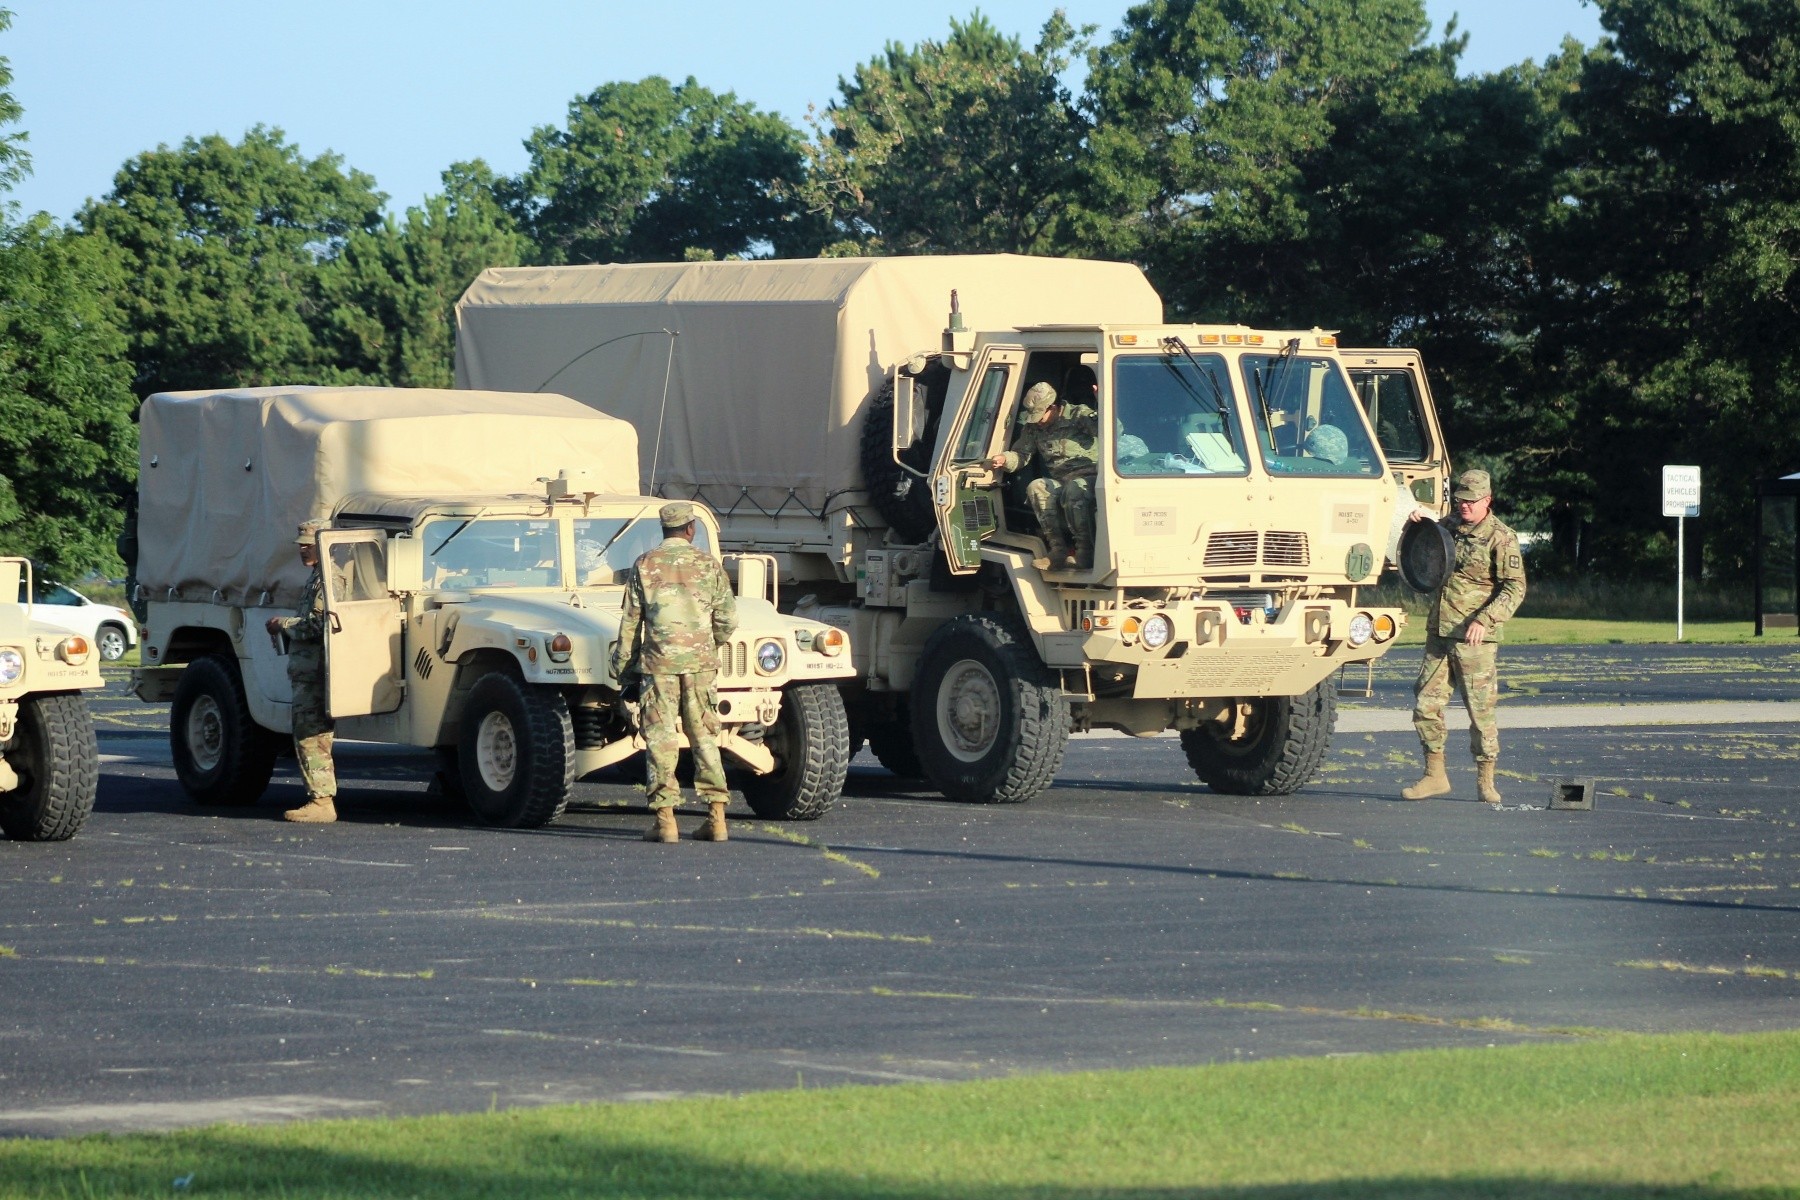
[1140,614,1173,650]
[1347,613,1374,647]
[0,648,23,685]
[755,639,786,675]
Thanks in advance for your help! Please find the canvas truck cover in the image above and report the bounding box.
[137,386,640,606]
[454,254,1164,513]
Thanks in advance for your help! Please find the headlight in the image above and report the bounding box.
[0,648,23,685]
[755,639,786,675]
[1347,613,1374,647]
[1140,614,1173,650]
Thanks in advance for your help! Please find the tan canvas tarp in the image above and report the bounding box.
[454,255,1164,512]
[137,386,640,605]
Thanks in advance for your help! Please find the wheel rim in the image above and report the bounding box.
[99,629,126,661]
[935,658,1001,763]
[474,710,519,793]
[185,695,225,773]
[1208,699,1270,758]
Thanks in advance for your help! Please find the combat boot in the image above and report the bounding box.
[1477,760,1504,807]
[690,801,729,842]
[283,795,337,824]
[1400,752,1452,801]
[1032,535,1072,572]
[643,806,679,843]
[1072,536,1094,570]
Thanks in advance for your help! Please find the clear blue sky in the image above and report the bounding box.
[2,0,1602,223]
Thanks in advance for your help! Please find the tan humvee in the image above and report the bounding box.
[0,557,103,840]
[456,257,1433,803]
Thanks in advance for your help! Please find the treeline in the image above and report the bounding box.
[2,0,1796,586]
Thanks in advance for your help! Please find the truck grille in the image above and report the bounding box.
[1263,531,1310,566]
[1203,531,1259,567]
[1202,530,1310,568]
[1065,598,1098,631]
[717,640,750,679]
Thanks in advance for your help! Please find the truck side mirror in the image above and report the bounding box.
[387,534,422,591]
[891,371,922,454]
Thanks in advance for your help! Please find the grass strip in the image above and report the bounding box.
[1,1030,1797,1197]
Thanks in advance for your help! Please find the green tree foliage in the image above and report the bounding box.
[0,216,139,575]
[318,161,528,388]
[503,77,816,263]
[805,12,1092,255]
[78,126,386,395]
[0,9,29,197]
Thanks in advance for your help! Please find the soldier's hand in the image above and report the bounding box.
[1465,621,1488,646]
[1406,507,1427,523]
[988,454,1006,471]
[265,616,284,634]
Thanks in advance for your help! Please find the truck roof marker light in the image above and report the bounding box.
[1316,335,1338,347]
[1223,334,1244,345]
[1113,333,1140,346]
[1198,334,1221,345]
[1246,334,1265,346]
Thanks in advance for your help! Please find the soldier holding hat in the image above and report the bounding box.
[611,501,739,843]
[989,381,1100,570]
[1401,469,1528,807]
[264,518,340,823]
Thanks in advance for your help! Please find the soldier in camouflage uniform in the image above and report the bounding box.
[265,519,339,823]
[989,381,1100,570]
[611,502,739,843]
[1401,470,1528,807]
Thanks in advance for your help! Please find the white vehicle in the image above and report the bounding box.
[14,579,138,662]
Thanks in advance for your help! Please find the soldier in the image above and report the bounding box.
[611,502,739,843]
[989,381,1099,570]
[264,519,339,823]
[1401,469,1528,807]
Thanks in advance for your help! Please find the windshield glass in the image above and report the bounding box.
[1111,353,1250,477]
[572,514,713,586]
[422,518,562,589]
[1240,353,1384,477]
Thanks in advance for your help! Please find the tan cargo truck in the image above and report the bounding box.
[129,387,856,826]
[455,255,1418,804]
[1,557,103,841]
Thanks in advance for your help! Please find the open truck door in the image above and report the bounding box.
[1345,349,1451,514]
[317,529,404,718]
[931,348,1022,575]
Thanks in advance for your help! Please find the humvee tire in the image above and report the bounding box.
[171,654,279,806]
[911,614,1069,804]
[457,672,574,828]
[865,716,924,780]
[0,693,99,841]
[1179,680,1337,796]
[741,681,848,821]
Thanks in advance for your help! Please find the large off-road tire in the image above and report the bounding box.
[1179,680,1338,796]
[859,382,936,543]
[171,654,279,806]
[740,682,849,821]
[865,716,924,780]
[0,693,99,841]
[96,623,131,663]
[910,614,1069,804]
[457,672,574,828]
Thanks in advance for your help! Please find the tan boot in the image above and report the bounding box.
[283,795,337,824]
[1400,752,1452,801]
[1477,760,1503,807]
[643,806,679,843]
[690,801,729,842]
[1033,535,1071,571]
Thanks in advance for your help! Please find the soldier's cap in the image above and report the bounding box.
[295,519,326,546]
[1020,381,1058,419]
[659,501,696,528]
[1452,469,1492,502]
[1303,423,1349,464]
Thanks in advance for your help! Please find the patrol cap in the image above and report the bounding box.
[295,519,325,546]
[1452,469,1492,502]
[1303,423,1348,464]
[659,501,696,528]
[1020,381,1058,420]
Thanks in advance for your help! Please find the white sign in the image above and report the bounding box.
[1662,465,1701,518]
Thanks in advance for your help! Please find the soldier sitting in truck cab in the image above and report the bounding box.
[988,381,1099,571]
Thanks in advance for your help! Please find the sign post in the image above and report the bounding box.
[1662,465,1702,640]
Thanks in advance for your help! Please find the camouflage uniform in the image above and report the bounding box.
[1412,511,1528,761]
[1000,384,1099,562]
[274,532,338,803]
[611,508,738,813]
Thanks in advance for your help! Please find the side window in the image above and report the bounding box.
[326,540,389,603]
[1351,369,1429,463]
[952,365,1012,463]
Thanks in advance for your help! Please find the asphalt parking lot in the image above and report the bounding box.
[2,644,1797,1136]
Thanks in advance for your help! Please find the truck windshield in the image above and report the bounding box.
[1240,353,1383,478]
[572,515,713,586]
[1111,353,1249,476]
[422,518,562,589]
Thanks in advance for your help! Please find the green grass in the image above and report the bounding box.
[1370,574,1789,644]
[1393,616,1766,645]
[3,1031,1797,1198]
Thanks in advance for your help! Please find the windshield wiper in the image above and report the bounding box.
[1249,338,1303,454]
[430,508,487,557]
[1159,337,1236,440]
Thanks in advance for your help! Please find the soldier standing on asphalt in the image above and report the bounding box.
[1401,470,1528,807]
[265,519,339,823]
[611,502,739,843]
[989,381,1100,570]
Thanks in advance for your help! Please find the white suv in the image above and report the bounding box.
[16,579,139,662]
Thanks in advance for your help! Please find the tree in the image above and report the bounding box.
[803,11,1092,255]
[0,8,28,199]
[78,126,387,395]
[503,77,816,263]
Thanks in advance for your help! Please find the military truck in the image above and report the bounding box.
[1,557,103,841]
[455,255,1417,804]
[129,386,855,827]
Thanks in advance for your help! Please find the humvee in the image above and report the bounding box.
[1,557,103,841]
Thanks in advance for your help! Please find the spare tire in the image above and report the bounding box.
[859,381,937,543]
[1399,518,1455,593]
